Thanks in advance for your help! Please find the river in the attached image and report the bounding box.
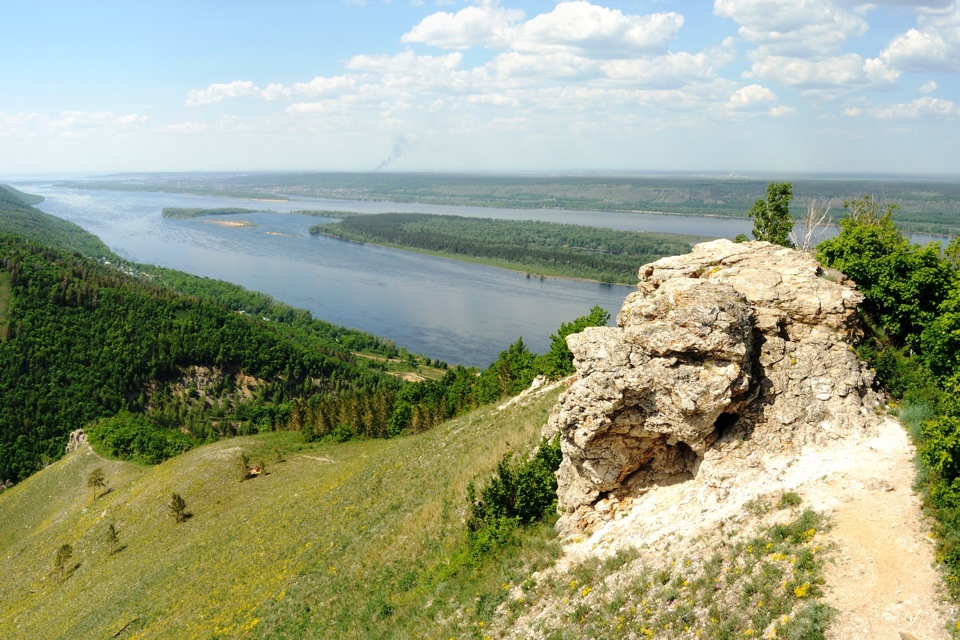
[20,183,663,367]
[12,181,946,367]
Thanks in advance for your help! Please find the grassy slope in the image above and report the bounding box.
[0,388,560,640]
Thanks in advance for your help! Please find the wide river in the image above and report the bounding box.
[14,181,932,367]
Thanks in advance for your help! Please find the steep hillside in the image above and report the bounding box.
[0,198,426,484]
[0,185,111,257]
[0,386,562,639]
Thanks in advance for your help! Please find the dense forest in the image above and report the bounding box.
[0,190,610,483]
[66,172,960,236]
[313,213,703,284]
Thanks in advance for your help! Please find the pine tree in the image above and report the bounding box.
[54,543,73,578]
[87,467,106,502]
[168,492,189,523]
[106,523,120,555]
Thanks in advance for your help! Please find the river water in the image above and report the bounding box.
[14,182,946,367]
[22,183,677,367]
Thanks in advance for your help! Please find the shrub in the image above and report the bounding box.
[466,436,561,561]
[89,411,193,465]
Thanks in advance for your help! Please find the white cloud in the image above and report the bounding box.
[844,106,865,116]
[401,0,524,49]
[920,79,938,92]
[747,53,900,93]
[714,0,868,55]
[185,80,261,106]
[52,111,149,131]
[117,114,149,126]
[512,2,684,57]
[261,83,293,101]
[768,105,796,116]
[293,75,364,98]
[0,112,41,136]
[881,6,960,71]
[728,84,777,108]
[871,95,960,118]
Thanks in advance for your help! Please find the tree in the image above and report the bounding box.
[54,543,73,578]
[168,492,189,523]
[87,467,106,502]
[817,195,953,349]
[536,305,611,379]
[106,523,120,555]
[749,182,794,247]
[789,199,832,252]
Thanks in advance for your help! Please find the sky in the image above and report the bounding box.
[1,0,959,176]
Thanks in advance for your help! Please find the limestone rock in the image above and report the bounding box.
[548,239,881,528]
[66,428,88,454]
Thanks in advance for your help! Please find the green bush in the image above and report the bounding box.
[466,437,562,561]
[89,411,193,465]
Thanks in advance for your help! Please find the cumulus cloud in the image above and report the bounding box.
[714,0,868,55]
[728,84,777,108]
[401,0,524,49]
[404,1,683,58]
[881,5,960,71]
[871,95,960,118]
[747,53,900,93]
[185,80,261,106]
[293,75,364,98]
[920,80,938,92]
[511,2,683,57]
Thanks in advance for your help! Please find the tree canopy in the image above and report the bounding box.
[749,182,794,247]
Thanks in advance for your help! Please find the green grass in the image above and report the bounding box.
[0,388,561,639]
[501,503,833,639]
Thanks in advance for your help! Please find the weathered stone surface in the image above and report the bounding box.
[548,239,880,528]
[66,428,88,454]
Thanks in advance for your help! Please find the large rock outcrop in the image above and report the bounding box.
[548,239,881,527]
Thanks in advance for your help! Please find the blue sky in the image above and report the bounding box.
[1,0,959,175]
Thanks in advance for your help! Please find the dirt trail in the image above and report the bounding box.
[814,418,955,639]
[551,416,956,639]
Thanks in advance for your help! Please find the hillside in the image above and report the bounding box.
[0,193,446,484]
[0,386,562,639]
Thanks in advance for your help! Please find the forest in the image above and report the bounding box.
[313,212,704,284]
[0,189,611,483]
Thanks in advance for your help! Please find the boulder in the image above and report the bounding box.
[548,240,880,526]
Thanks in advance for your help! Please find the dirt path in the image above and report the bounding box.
[814,418,955,639]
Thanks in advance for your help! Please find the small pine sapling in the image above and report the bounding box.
[54,543,73,578]
[106,523,120,555]
[168,492,189,523]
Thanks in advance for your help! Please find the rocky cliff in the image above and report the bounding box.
[547,239,883,531]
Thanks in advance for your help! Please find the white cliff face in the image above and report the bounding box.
[548,240,881,530]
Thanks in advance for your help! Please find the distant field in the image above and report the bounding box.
[68,173,960,236]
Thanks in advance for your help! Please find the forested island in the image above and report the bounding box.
[161,206,261,218]
[312,212,707,284]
